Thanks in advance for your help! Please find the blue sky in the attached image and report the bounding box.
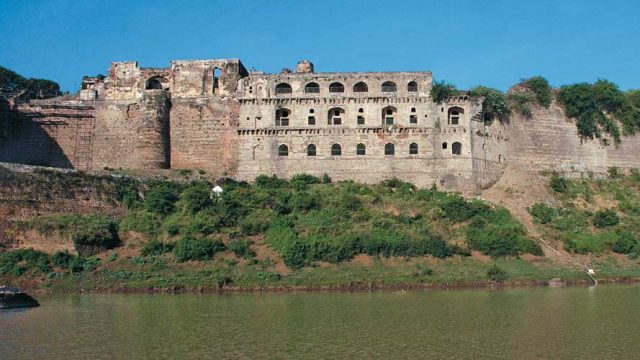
[1,0,638,92]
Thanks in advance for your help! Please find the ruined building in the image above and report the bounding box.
[2,58,640,193]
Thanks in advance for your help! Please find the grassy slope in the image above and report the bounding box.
[2,170,640,293]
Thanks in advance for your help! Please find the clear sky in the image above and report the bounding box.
[0,0,638,92]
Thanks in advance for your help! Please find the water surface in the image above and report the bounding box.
[1,284,639,359]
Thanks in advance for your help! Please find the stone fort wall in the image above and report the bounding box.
[1,58,638,194]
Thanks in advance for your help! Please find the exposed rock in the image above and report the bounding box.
[546,278,565,287]
[0,286,40,309]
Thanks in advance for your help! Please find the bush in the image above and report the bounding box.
[522,76,552,107]
[550,175,569,193]
[607,167,621,179]
[487,264,507,282]
[239,209,273,235]
[51,251,74,269]
[144,185,180,216]
[180,184,212,213]
[228,239,255,258]
[508,93,533,117]
[0,249,51,276]
[529,203,558,224]
[430,80,459,104]
[72,218,120,256]
[469,86,509,121]
[290,173,321,190]
[440,195,491,222]
[612,232,638,254]
[592,209,620,228]
[466,208,543,257]
[173,236,217,262]
[141,240,175,257]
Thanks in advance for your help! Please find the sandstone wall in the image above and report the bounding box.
[505,101,640,175]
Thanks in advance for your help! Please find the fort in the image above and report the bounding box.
[1,58,640,194]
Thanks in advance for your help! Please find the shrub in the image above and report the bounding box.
[469,86,509,121]
[550,175,569,193]
[144,185,180,216]
[440,195,491,222]
[254,175,288,189]
[562,231,616,254]
[51,251,74,269]
[290,173,321,190]
[487,264,507,282]
[180,184,212,213]
[173,236,217,262]
[321,173,332,183]
[141,240,175,257]
[529,203,558,224]
[522,76,552,107]
[430,80,459,104]
[508,93,533,117]
[72,218,120,256]
[290,192,321,212]
[228,239,255,258]
[0,249,51,276]
[122,187,141,209]
[239,209,273,235]
[612,232,638,254]
[592,209,620,228]
[607,166,621,179]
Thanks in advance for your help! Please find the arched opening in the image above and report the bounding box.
[407,81,418,92]
[304,82,320,93]
[328,107,345,125]
[357,108,365,125]
[329,82,345,93]
[452,142,462,155]
[354,82,368,92]
[308,108,316,125]
[278,144,289,157]
[498,154,503,163]
[381,81,397,92]
[275,83,292,94]
[275,108,291,126]
[331,144,342,156]
[307,144,316,156]
[356,143,366,156]
[384,143,395,156]
[442,142,448,150]
[145,76,169,90]
[448,107,464,125]
[410,107,417,124]
[382,106,397,125]
[409,142,418,155]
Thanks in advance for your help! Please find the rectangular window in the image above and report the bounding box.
[280,118,289,126]
[308,116,315,125]
[357,116,365,125]
[385,117,394,125]
[410,115,417,124]
[333,117,342,125]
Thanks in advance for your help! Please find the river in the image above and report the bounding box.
[1,284,639,359]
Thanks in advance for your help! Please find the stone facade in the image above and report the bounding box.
[1,58,637,194]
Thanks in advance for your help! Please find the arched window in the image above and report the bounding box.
[442,142,448,150]
[448,107,464,125]
[452,142,462,155]
[304,82,320,93]
[356,143,366,156]
[331,144,342,156]
[329,82,344,93]
[146,77,168,90]
[409,107,417,124]
[409,142,418,155]
[381,81,397,92]
[275,108,291,126]
[407,81,418,92]
[275,83,292,94]
[354,82,368,92]
[278,144,289,157]
[385,143,395,156]
[307,144,316,156]
[382,106,396,125]
[328,107,345,125]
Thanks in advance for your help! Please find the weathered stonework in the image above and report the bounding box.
[1,58,638,194]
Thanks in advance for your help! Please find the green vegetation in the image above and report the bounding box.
[507,76,553,117]
[430,80,460,104]
[557,80,640,144]
[469,86,509,122]
[486,264,507,282]
[522,76,552,108]
[0,66,62,99]
[532,172,640,255]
